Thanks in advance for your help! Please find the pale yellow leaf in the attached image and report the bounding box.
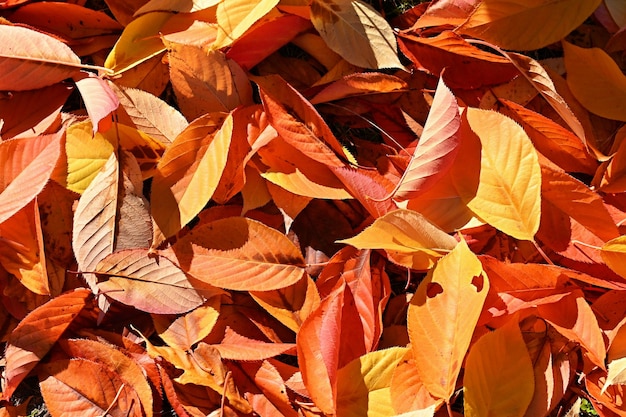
[310,0,403,69]
[458,108,541,241]
[457,0,602,51]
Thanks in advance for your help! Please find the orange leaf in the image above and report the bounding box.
[391,77,460,201]
[397,31,518,89]
[166,41,253,121]
[150,112,231,239]
[39,358,143,417]
[0,25,82,91]
[389,349,443,414]
[464,318,535,417]
[408,238,489,401]
[309,72,408,105]
[59,338,154,417]
[3,288,91,399]
[0,130,63,225]
[164,217,307,291]
[213,328,296,360]
[257,74,348,167]
[96,249,220,314]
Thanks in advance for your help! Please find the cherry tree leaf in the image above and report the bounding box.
[213,0,280,49]
[310,0,403,69]
[3,289,92,399]
[0,130,63,224]
[391,77,460,201]
[72,72,119,134]
[0,25,83,91]
[164,217,307,291]
[408,238,489,400]
[457,0,601,51]
[464,318,535,417]
[456,108,541,241]
[96,249,219,314]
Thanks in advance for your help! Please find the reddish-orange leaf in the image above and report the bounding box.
[0,84,72,140]
[238,360,300,417]
[59,338,154,417]
[256,74,349,167]
[212,328,296,361]
[397,31,518,89]
[163,217,307,291]
[39,358,143,417]
[331,165,397,218]
[537,290,606,369]
[3,288,91,399]
[391,77,460,201]
[0,129,63,224]
[309,72,408,105]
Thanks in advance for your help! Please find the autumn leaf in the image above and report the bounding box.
[3,289,92,399]
[457,0,601,51]
[408,238,489,401]
[310,0,403,69]
[0,25,84,91]
[163,217,307,291]
[455,108,541,241]
[213,0,280,50]
[464,318,535,417]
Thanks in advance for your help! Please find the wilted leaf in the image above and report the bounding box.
[457,0,601,51]
[464,318,535,417]
[0,25,83,91]
[4,289,91,399]
[164,217,307,291]
[408,238,489,400]
[310,0,403,69]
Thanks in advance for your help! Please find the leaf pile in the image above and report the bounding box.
[3,0,626,416]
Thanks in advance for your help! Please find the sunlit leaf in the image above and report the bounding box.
[310,0,403,69]
[213,0,279,49]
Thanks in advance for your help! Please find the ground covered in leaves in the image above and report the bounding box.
[2,0,626,416]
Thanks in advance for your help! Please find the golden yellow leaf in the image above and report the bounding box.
[335,347,409,417]
[408,238,489,401]
[563,41,626,122]
[464,318,535,417]
[602,235,626,279]
[457,0,601,51]
[310,0,403,69]
[213,0,279,49]
[457,108,541,241]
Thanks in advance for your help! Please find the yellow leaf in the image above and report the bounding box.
[408,238,489,401]
[457,108,541,241]
[310,0,403,69]
[63,120,115,194]
[464,318,535,417]
[338,209,457,270]
[213,0,279,49]
[105,12,173,74]
[563,41,626,122]
[335,347,409,417]
[602,235,626,279]
[457,0,601,51]
[151,112,231,239]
